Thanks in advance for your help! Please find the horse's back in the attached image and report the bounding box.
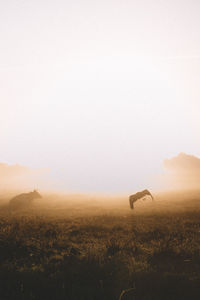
[9,193,32,209]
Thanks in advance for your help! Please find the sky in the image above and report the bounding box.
[0,0,200,193]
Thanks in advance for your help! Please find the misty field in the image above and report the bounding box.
[0,192,200,300]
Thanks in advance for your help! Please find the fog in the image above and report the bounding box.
[1,0,200,193]
[1,2,200,299]
[0,152,200,196]
[163,153,200,190]
[0,162,50,192]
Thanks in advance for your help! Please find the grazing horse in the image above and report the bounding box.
[9,190,42,210]
[129,189,153,209]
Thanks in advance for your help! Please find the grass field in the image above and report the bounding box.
[0,191,200,300]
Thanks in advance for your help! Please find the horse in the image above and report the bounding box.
[9,190,42,210]
[129,189,153,209]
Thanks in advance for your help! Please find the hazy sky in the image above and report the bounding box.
[1,0,200,193]
[163,153,200,190]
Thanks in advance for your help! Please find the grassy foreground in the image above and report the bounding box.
[0,192,200,300]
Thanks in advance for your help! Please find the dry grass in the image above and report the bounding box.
[0,191,200,299]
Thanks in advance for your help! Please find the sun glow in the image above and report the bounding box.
[1,0,200,192]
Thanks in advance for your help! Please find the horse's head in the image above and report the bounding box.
[33,190,42,199]
[129,195,134,209]
[143,189,154,200]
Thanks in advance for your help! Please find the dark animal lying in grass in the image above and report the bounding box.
[9,190,42,210]
[129,189,153,209]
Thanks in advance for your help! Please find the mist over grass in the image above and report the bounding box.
[0,189,200,299]
[163,153,200,190]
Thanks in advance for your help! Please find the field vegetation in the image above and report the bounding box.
[0,190,200,300]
